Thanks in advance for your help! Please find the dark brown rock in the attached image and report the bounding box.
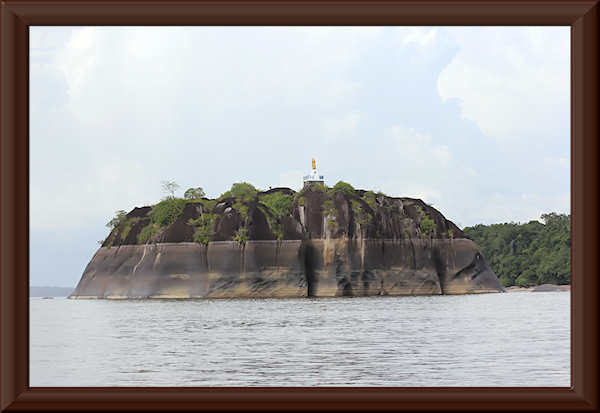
[71,186,504,298]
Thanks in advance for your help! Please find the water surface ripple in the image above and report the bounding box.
[30,292,570,386]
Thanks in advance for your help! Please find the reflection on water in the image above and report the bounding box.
[30,292,570,386]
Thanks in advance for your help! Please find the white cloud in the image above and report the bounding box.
[543,156,569,168]
[57,27,99,98]
[398,27,437,47]
[321,111,361,142]
[379,126,458,206]
[437,27,570,141]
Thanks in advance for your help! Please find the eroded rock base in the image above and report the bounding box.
[70,238,504,299]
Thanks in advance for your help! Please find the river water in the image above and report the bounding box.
[30,292,570,387]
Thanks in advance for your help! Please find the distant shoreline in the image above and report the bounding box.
[30,286,74,297]
[505,284,570,293]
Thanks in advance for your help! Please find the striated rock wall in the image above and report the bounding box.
[71,241,307,299]
[70,238,503,298]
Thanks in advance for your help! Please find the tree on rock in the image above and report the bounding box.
[220,182,258,201]
[184,187,205,200]
[161,180,180,198]
[106,210,128,228]
[332,181,356,196]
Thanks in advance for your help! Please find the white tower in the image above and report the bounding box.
[303,158,325,188]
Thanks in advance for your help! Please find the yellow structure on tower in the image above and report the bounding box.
[303,158,325,188]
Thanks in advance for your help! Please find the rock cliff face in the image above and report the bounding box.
[70,186,504,298]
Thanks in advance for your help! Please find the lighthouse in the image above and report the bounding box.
[303,158,325,188]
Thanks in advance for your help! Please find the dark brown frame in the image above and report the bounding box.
[1,0,598,411]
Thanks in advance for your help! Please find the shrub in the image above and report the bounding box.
[234,201,249,221]
[189,214,215,245]
[351,199,370,227]
[120,224,132,240]
[322,199,336,216]
[119,217,139,241]
[350,199,361,215]
[269,219,284,240]
[234,228,249,245]
[184,187,205,200]
[419,216,436,236]
[137,223,159,244]
[362,191,377,211]
[259,205,285,241]
[220,182,258,201]
[199,199,217,212]
[151,198,186,227]
[261,192,293,218]
[332,181,355,196]
[106,210,128,229]
[306,183,327,193]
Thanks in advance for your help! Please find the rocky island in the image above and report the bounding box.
[70,171,504,299]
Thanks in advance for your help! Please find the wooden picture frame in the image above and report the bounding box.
[1,0,597,410]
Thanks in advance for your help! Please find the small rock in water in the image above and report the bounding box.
[532,284,570,292]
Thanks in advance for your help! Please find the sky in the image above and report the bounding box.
[29,26,570,287]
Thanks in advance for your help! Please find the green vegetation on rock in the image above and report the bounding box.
[220,182,258,201]
[137,223,159,244]
[189,214,215,245]
[151,198,186,227]
[361,191,377,211]
[220,183,258,222]
[419,216,436,236]
[119,217,140,241]
[266,213,285,240]
[233,201,249,222]
[301,183,327,193]
[259,198,294,240]
[234,228,249,245]
[106,210,128,229]
[463,213,571,287]
[198,199,217,212]
[260,192,293,218]
[120,221,132,240]
[332,181,355,196]
[184,187,205,200]
[322,199,336,216]
[351,199,371,227]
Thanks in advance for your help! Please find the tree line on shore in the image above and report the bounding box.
[463,213,570,287]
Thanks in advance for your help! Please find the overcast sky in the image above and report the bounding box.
[30,26,570,287]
